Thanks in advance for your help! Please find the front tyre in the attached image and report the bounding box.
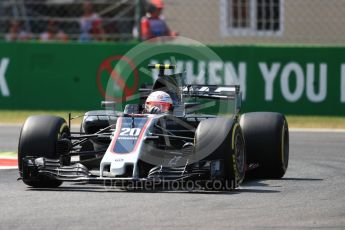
[18,115,69,187]
[194,118,246,189]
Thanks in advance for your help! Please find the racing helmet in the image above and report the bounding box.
[145,91,173,113]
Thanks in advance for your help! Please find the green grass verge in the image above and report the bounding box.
[0,152,17,157]
[0,110,85,125]
[286,115,345,129]
[0,110,344,129]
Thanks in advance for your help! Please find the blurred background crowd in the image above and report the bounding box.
[0,0,344,45]
[0,0,176,42]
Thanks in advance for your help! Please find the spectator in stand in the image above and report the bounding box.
[39,20,68,42]
[79,1,105,42]
[5,20,32,41]
[140,0,178,41]
[90,18,106,41]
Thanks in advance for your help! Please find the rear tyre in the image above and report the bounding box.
[194,118,246,189]
[18,115,69,187]
[240,112,289,179]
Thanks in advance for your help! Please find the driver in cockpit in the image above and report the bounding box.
[144,91,173,114]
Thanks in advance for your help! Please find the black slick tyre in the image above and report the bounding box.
[240,112,289,179]
[194,117,246,189]
[18,115,69,187]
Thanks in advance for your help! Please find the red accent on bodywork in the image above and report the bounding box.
[110,117,153,155]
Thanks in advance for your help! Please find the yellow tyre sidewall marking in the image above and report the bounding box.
[58,123,68,139]
[281,121,286,171]
[231,123,240,180]
[232,123,239,150]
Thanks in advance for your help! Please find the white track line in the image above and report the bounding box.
[0,166,17,170]
[290,128,345,133]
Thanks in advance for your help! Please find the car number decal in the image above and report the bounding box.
[119,128,141,136]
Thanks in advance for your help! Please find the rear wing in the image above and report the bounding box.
[183,85,242,114]
[182,85,240,100]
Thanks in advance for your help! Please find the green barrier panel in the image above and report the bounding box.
[0,42,345,115]
[211,46,345,116]
[0,42,136,110]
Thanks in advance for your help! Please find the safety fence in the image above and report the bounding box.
[1,0,345,45]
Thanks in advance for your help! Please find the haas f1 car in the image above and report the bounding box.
[18,64,289,190]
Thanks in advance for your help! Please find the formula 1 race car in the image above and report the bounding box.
[18,64,289,190]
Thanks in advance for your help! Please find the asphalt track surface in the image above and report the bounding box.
[1,124,345,229]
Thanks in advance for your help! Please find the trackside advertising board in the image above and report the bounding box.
[0,42,344,115]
